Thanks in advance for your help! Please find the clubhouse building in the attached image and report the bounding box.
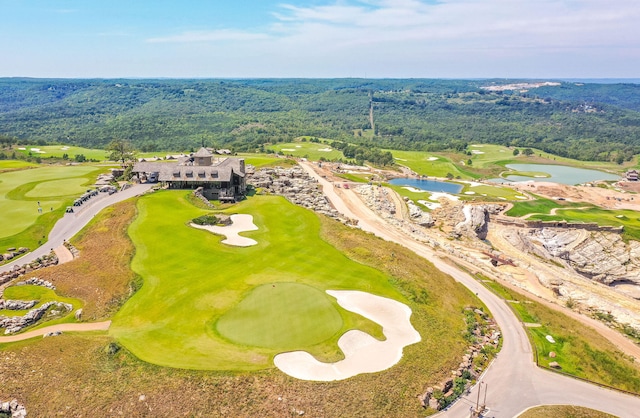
[132,148,246,201]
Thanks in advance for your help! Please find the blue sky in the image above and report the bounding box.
[1,0,639,78]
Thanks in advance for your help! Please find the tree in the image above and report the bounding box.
[513,148,520,156]
[523,148,534,156]
[107,140,136,165]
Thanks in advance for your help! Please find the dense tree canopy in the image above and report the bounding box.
[0,78,639,162]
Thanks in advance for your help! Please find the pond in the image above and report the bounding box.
[389,178,463,194]
[499,164,621,185]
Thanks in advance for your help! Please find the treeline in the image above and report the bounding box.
[331,141,394,166]
[1,78,639,162]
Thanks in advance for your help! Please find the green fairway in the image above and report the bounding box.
[391,149,474,179]
[530,207,640,242]
[0,160,38,171]
[217,282,343,349]
[16,145,109,161]
[269,138,344,160]
[0,165,102,250]
[111,191,397,370]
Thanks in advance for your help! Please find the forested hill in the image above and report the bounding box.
[1,78,639,162]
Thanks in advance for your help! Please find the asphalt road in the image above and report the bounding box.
[1,183,152,275]
[300,162,640,417]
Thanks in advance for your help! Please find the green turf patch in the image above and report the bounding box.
[111,191,399,370]
[269,139,344,161]
[0,165,104,250]
[217,282,342,349]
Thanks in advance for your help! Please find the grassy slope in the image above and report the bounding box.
[111,192,400,370]
[15,145,109,161]
[0,164,104,251]
[518,405,616,418]
[482,276,640,393]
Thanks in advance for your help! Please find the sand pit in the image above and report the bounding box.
[318,148,333,152]
[273,290,421,381]
[190,214,258,247]
[430,192,459,201]
[427,157,439,161]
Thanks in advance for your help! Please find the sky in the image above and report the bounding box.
[1,0,639,79]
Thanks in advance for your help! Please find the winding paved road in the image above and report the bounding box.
[1,184,152,275]
[300,162,640,417]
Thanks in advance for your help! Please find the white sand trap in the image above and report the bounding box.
[18,147,26,150]
[318,148,333,152]
[402,186,427,193]
[394,157,407,161]
[427,157,439,161]
[471,144,484,147]
[60,146,70,150]
[190,214,258,247]
[281,148,296,152]
[430,192,459,202]
[515,195,528,200]
[546,335,556,343]
[417,200,441,210]
[274,290,421,381]
[471,150,485,154]
[295,145,302,148]
[464,191,476,195]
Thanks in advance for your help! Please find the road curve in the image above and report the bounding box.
[299,162,640,418]
[1,183,153,275]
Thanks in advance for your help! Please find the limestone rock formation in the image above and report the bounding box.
[502,228,640,288]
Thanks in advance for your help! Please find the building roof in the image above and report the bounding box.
[193,147,213,158]
[132,157,245,183]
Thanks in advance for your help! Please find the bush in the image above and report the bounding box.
[192,215,219,225]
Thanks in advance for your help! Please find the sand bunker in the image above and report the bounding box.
[190,214,258,247]
[417,200,441,210]
[318,148,333,152]
[430,192,459,201]
[402,186,427,193]
[281,148,296,152]
[274,290,421,381]
[427,157,439,161]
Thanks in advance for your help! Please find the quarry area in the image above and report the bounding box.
[273,162,640,341]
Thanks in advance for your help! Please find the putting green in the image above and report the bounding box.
[111,191,400,370]
[25,178,90,199]
[217,283,342,349]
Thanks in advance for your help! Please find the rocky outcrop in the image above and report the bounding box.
[0,252,59,286]
[0,300,38,310]
[0,301,72,334]
[502,228,640,287]
[452,204,503,240]
[0,399,27,417]
[248,167,343,220]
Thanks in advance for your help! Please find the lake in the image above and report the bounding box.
[389,178,463,194]
[498,164,621,185]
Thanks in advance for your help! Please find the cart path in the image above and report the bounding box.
[299,161,640,418]
[0,321,111,343]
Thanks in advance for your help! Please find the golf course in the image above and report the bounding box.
[0,163,104,252]
[111,191,419,371]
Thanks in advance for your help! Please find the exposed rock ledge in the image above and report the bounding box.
[502,228,640,290]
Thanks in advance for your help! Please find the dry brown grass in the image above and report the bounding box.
[1,204,480,417]
[31,200,139,320]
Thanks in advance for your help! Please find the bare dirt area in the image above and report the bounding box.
[511,181,639,210]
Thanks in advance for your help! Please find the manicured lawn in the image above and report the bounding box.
[269,139,344,161]
[111,192,397,370]
[518,405,616,418]
[0,160,38,171]
[1,285,82,327]
[530,207,640,242]
[506,196,592,217]
[217,282,343,349]
[391,149,471,179]
[0,164,103,251]
[15,145,109,161]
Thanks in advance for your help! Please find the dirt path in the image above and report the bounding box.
[53,244,74,264]
[0,321,111,343]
